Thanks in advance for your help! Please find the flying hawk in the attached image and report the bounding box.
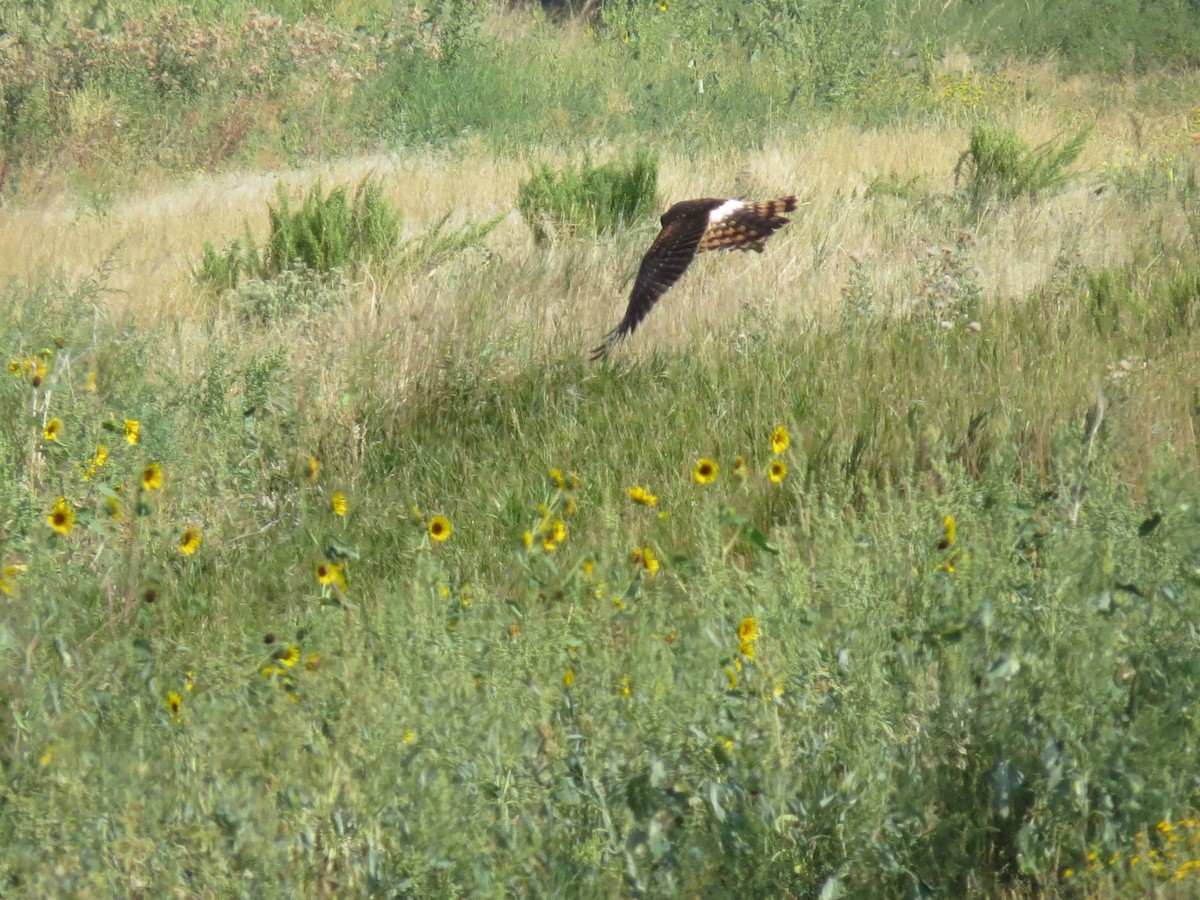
[590,195,797,360]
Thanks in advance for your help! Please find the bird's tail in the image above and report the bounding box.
[589,327,625,362]
[743,195,798,226]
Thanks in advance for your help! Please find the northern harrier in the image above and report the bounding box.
[590,195,797,360]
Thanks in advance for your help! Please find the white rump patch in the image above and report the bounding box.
[708,199,744,223]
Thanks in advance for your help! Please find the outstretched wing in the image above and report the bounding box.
[590,211,711,361]
[698,196,797,254]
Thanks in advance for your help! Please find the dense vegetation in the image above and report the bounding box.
[3,2,1200,896]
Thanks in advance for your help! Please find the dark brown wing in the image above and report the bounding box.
[590,212,710,361]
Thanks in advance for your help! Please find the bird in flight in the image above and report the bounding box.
[590,195,797,360]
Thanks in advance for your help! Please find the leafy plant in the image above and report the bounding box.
[954,121,1090,213]
[194,178,400,295]
[517,149,658,242]
[264,179,400,277]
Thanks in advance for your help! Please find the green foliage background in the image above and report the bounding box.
[3,2,1200,898]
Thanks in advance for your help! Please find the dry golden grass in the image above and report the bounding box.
[2,69,1198,390]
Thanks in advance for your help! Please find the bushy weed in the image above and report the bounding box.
[195,178,399,297]
[954,120,1089,214]
[517,149,658,242]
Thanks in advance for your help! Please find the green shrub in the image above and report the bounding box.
[954,121,1089,213]
[194,178,400,297]
[516,149,658,242]
[264,179,400,277]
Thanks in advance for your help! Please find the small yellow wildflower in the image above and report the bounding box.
[94,444,108,467]
[693,458,718,485]
[564,495,577,516]
[124,419,139,445]
[737,616,759,643]
[48,497,75,535]
[106,496,122,520]
[39,744,54,767]
[279,645,301,668]
[733,456,748,479]
[185,671,195,692]
[582,558,595,576]
[620,676,632,698]
[85,370,98,393]
[177,528,202,556]
[308,456,320,483]
[1062,868,1073,879]
[542,537,558,553]
[768,460,788,484]
[549,467,566,488]
[403,729,416,745]
[43,418,62,441]
[316,561,347,590]
[658,0,668,10]
[165,691,183,716]
[562,668,575,689]
[141,462,163,491]
[522,530,534,549]
[771,425,790,456]
[428,516,452,542]
[331,492,348,516]
[739,641,756,660]
[627,486,658,506]
[551,519,567,543]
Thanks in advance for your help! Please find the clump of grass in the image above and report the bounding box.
[954,121,1089,213]
[194,178,399,294]
[516,149,658,242]
[263,179,400,277]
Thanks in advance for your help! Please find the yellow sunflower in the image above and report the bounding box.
[627,486,658,506]
[939,515,956,549]
[141,462,164,491]
[737,616,759,643]
[124,419,139,445]
[177,528,202,556]
[769,460,788,484]
[771,425,790,456]
[165,691,183,716]
[331,492,348,516]
[43,418,62,441]
[48,497,75,535]
[429,516,452,542]
[315,561,347,590]
[693,458,719,485]
[631,546,660,576]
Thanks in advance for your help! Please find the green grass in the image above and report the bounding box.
[516,149,659,242]
[6,2,1200,895]
[13,0,1200,197]
[4,229,1200,894]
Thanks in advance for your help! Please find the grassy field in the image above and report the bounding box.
[4,2,1200,897]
